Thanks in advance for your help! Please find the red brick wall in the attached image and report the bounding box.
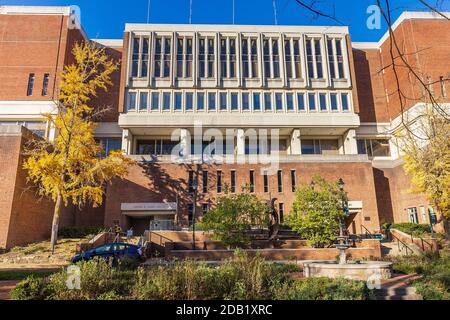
[104,161,381,233]
[355,18,450,123]
[0,127,78,250]
[0,14,72,101]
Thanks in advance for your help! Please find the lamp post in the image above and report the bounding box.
[336,178,350,264]
[191,181,198,250]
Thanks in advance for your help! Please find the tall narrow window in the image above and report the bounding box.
[319,93,327,111]
[141,37,149,77]
[275,93,283,111]
[242,93,250,111]
[291,170,297,192]
[263,38,281,78]
[127,92,137,111]
[208,92,216,111]
[327,39,336,79]
[27,73,35,96]
[220,37,236,79]
[285,39,302,79]
[139,92,148,111]
[151,92,160,111]
[263,170,269,193]
[132,38,140,77]
[341,93,349,111]
[264,93,272,111]
[297,93,305,111]
[220,92,227,111]
[174,92,182,111]
[202,171,208,193]
[177,37,193,78]
[330,93,338,111]
[286,93,294,111]
[231,170,236,193]
[186,93,193,111]
[154,36,172,78]
[306,38,323,79]
[188,171,195,193]
[279,203,285,223]
[242,37,259,78]
[328,38,345,79]
[277,170,283,193]
[217,170,223,193]
[41,73,49,96]
[202,204,209,215]
[231,93,239,111]
[197,92,205,111]
[308,93,316,111]
[249,170,255,193]
[253,93,261,111]
[163,92,171,111]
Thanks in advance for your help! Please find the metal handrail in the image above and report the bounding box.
[361,225,372,236]
[390,232,414,255]
[149,230,174,247]
[410,232,435,251]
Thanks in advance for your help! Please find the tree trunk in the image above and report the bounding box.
[50,193,63,254]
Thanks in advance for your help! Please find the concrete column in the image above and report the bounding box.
[122,129,133,155]
[290,129,301,155]
[343,129,358,155]
[180,128,190,157]
[236,129,245,155]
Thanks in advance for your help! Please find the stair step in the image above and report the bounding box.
[376,287,418,296]
[376,294,423,301]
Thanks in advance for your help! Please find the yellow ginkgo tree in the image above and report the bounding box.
[24,42,132,253]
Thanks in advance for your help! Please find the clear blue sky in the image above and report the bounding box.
[3,0,449,41]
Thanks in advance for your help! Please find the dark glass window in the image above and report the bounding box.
[263,171,269,193]
[27,73,35,96]
[291,170,297,192]
[217,171,223,193]
[277,170,283,193]
[42,73,49,96]
[231,171,236,193]
[202,171,208,193]
[249,170,255,193]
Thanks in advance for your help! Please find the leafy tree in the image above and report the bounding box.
[396,106,450,221]
[24,42,132,253]
[287,176,347,248]
[201,189,270,247]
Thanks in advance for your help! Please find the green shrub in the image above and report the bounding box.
[58,226,105,239]
[391,223,431,237]
[11,276,48,300]
[272,277,370,300]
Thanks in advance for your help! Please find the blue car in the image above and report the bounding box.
[71,243,143,264]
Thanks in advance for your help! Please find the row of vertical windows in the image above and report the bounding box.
[127,91,351,113]
[189,169,298,194]
[26,73,50,97]
[130,35,346,80]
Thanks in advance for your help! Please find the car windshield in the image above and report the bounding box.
[95,245,112,254]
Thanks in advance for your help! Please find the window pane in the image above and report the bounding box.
[231,93,238,111]
[208,92,216,111]
[357,140,367,155]
[186,93,193,111]
[174,93,182,111]
[163,92,171,111]
[275,93,283,111]
[242,93,250,111]
[330,94,338,111]
[308,93,316,111]
[264,93,272,111]
[371,139,391,157]
[286,93,294,111]
[27,73,35,96]
[301,139,315,154]
[139,92,148,111]
[319,93,327,111]
[320,140,339,155]
[253,93,261,111]
[197,93,205,111]
[341,93,349,111]
[297,93,305,111]
[220,92,227,111]
[151,92,160,111]
[128,92,137,111]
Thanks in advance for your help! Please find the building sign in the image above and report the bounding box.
[121,202,177,212]
[348,201,363,212]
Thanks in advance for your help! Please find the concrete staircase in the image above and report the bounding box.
[381,241,422,257]
[375,274,423,300]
